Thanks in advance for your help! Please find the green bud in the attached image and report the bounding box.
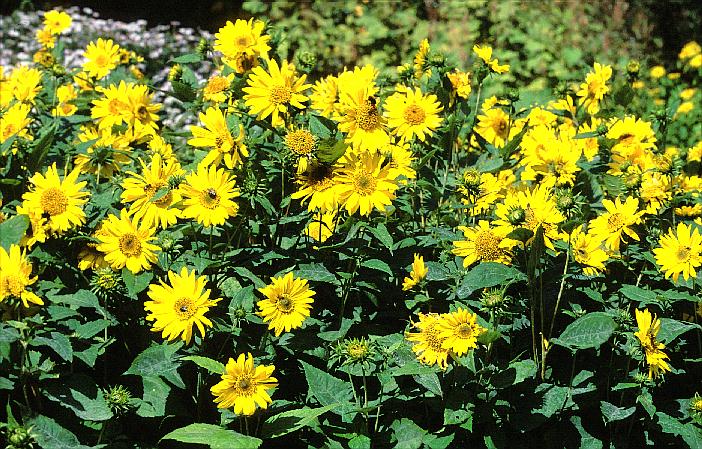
[296,51,317,74]
[196,38,211,56]
[626,60,640,76]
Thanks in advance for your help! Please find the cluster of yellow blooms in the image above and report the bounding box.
[1,10,701,417]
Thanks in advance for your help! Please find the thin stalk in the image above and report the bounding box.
[548,249,570,341]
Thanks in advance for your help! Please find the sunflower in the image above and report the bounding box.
[405,313,450,370]
[447,70,471,103]
[1,103,32,145]
[214,18,270,72]
[335,86,389,152]
[653,222,702,282]
[290,161,339,212]
[335,152,399,216]
[96,209,160,274]
[413,38,430,78]
[472,44,509,74]
[436,308,485,356]
[91,81,131,130]
[74,125,132,178]
[211,353,278,416]
[452,220,514,267]
[35,27,55,49]
[181,164,240,227]
[243,59,311,127]
[567,226,608,276]
[188,106,248,169]
[0,244,43,308]
[634,309,671,379]
[203,73,235,103]
[8,66,42,104]
[43,10,72,34]
[304,210,336,243]
[121,154,184,229]
[475,107,523,148]
[384,87,443,142]
[19,163,89,234]
[257,272,315,337]
[588,196,643,252]
[576,62,612,115]
[402,253,428,291]
[309,75,339,118]
[82,38,121,79]
[144,267,221,344]
[125,83,161,133]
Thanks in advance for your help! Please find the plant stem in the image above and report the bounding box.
[548,249,570,341]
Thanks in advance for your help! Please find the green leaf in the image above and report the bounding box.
[48,289,102,311]
[391,418,426,449]
[28,123,56,172]
[456,262,526,299]
[26,415,93,449]
[657,318,701,344]
[32,332,73,361]
[600,401,635,423]
[317,138,347,163]
[171,53,202,64]
[136,375,170,418]
[182,355,225,374]
[308,114,336,139]
[361,258,393,276]
[260,404,337,438]
[367,223,394,252]
[125,342,184,388]
[300,361,354,415]
[552,312,617,350]
[43,374,113,422]
[619,285,658,306]
[296,263,337,284]
[414,372,442,397]
[569,416,603,449]
[0,215,29,250]
[490,359,536,388]
[161,423,262,449]
[122,268,153,298]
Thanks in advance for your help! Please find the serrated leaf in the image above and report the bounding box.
[600,401,635,423]
[136,375,169,418]
[456,262,526,299]
[391,418,426,449]
[161,423,262,449]
[182,355,225,374]
[33,332,73,361]
[125,342,184,388]
[43,374,113,421]
[361,258,393,276]
[657,318,700,344]
[552,312,617,350]
[0,215,29,250]
[26,415,93,449]
[122,268,153,297]
[171,53,202,64]
[260,404,337,438]
[295,263,337,284]
[300,361,354,415]
[367,223,394,252]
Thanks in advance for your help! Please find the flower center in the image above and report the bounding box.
[118,233,142,257]
[200,188,220,209]
[495,118,509,138]
[40,187,69,216]
[174,297,197,320]
[424,323,446,352]
[355,102,380,131]
[606,213,625,232]
[352,171,377,196]
[136,105,150,121]
[269,85,292,105]
[2,275,24,297]
[235,375,255,396]
[676,246,691,262]
[275,295,294,313]
[524,208,540,230]
[108,98,126,115]
[235,35,251,48]
[95,54,108,67]
[403,104,426,125]
[206,76,229,94]
[474,230,503,261]
[285,130,316,155]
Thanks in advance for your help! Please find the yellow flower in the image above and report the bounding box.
[458,171,505,216]
[82,38,121,79]
[309,75,339,118]
[475,107,523,148]
[211,353,278,416]
[384,87,443,143]
[35,27,55,48]
[19,163,89,234]
[334,72,389,151]
[43,10,72,34]
[145,267,221,344]
[634,309,671,379]
[405,313,449,370]
[9,66,42,104]
[181,164,240,227]
[649,65,666,79]
[447,70,471,101]
[1,103,32,145]
[291,161,339,213]
[403,254,428,291]
[568,226,608,276]
[335,152,399,216]
[77,226,110,271]
[188,106,248,169]
[91,81,131,130]
[413,38,430,78]
[74,125,132,178]
[588,197,643,252]
[305,210,336,243]
[472,44,509,74]
[383,140,416,183]
[679,41,701,60]
[96,210,160,274]
[203,73,235,103]
[0,244,43,308]
[653,222,702,282]
[121,154,184,229]
[284,128,316,171]
[680,88,697,101]
[452,220,514,267]
[125,83,161,133]
[437,308,485,356]
[214,19,271,73]
[257,272,315,336]
[576,62,612,115]
[243,59,311,127]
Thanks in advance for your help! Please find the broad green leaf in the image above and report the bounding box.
[600,401,635,423]
[125,342,184,388]
[367,223,394,252]
[26,415,93,449]
[570,416,603,449]
[296,263,337,284]
[361,258,393,276]
[182,355,225,374]
[122,268,153,298]
[552,312,617,350]
[136,375,170,418]
[161,423,262,449]
[43,374,113,421]
[260,404,337,438]
[457,262,526,299]
[48,289,102,311]
[391,418,426,449]
[657,318,701,344]
[32,332,73,362]
[300,361,354,415]
[171,53,202,64]
[0,215,29,250]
